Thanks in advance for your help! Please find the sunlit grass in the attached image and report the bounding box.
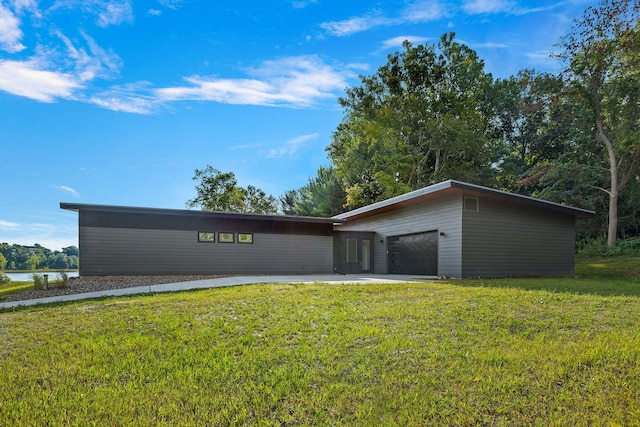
[0,281,33,302]
[1,275,639,425]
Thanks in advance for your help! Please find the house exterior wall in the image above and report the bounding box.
[79,226,333,275]
[461,197,576,277]
[333,195,463,276]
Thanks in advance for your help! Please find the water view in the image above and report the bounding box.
[5,272,79,282]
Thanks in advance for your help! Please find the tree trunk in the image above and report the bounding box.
[596,112,618,247]
[608,183,618,247]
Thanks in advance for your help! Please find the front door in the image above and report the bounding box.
[334,232,374,274]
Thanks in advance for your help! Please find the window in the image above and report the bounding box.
[238,233,253,244]
[361,239,371,271]
[218,232,235,243]
[464,196,479,212]
[198,232,215,242]
[346,238,358,263]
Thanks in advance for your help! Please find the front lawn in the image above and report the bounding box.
[1,270,639,425]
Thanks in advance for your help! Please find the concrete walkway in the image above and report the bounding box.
[0,274,438,309]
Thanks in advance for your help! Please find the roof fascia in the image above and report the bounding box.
[60,202,343,225]
[332,180,595,221]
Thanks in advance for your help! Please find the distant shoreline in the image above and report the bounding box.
[3,270,78,273]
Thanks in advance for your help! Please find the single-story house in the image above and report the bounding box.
[61,180,594,278]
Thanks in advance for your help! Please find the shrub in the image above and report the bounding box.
[579,237,640,257]
[0,272,10,285]
[57,271,69,288]
[31,273,45,290]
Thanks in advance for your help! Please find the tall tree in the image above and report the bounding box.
[327,33,497,209]
[186,166,278,214]
[243,185,279,215]
[489,70,569,190]
[281,166,346,217]
[558,0,640,246]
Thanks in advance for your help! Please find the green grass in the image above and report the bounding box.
[0,281,33,302]
[576,254,640,279]
[1,259,639,425]
[0,277,71,302]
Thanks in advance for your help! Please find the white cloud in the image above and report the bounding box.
[86,81,156,113]
[461,0,557,15]
[457,38,508,48]
[96,0,134,27]
[401,0,447,22]
[382,35,430,50]
[147,8,162,16]
[12,0,39,13]
[347,62,370,71]
[50,0,134,27]
[156,56,350,108]
[268,133,319,158]
[57,30,122,81]
[0,220,20,230]
[320,14,394,36]
[525,50,561,71]
[0,3,26,52]
[0,59,82,102]
[90,92,156,113]
[0,25,125,104]
[462,0,513,14]
[54,185,80,197]
[292,0,316,9]
[321,1,446,37]
[158,0,182,9]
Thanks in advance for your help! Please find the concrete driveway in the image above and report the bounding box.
[0,274,439,309]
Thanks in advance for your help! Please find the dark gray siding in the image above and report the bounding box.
[79,227,333,275]
[334,195,463,276]
[461,198,576,277]
[78,209,333,236]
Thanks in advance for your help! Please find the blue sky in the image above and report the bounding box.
[1,0,593,251]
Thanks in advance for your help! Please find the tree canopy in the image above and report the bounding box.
[186,166,279,214]
[327,33,497,209]
[0,244,79,271]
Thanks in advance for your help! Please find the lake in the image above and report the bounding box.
[4,272,79,282]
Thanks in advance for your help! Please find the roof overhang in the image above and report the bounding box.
[332,180,595,222]
[60,202,345,225]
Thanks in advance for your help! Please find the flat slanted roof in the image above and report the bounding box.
[332,180,595,222]
[60,203,343,225]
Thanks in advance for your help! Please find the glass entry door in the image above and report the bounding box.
[335,232,374,274]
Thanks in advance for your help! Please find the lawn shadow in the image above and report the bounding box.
[443,276,640,298]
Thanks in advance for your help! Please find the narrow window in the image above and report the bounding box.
[238,233,253,244]
[346,238,358,263]
[198,232,215,242]
[464,196,479,212]
[361,239,371,271]
[219,232,235,243]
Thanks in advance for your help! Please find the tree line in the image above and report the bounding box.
[0,243,79,271]
[188,0,640,247]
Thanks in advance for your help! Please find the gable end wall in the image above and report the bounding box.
[461,197,576,277]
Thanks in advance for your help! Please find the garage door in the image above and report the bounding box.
[388,231,438,275]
